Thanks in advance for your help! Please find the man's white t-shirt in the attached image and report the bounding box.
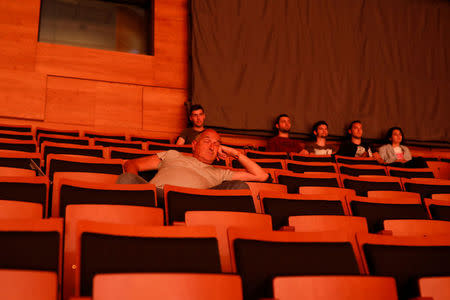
[150,150,234,189]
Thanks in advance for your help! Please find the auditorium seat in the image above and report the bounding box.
[228,228,363,300]
[419,276,450,300]
[41,142,106,169]
[432,193,450,200]
[0,123,32,133]
[0,138,37,152]
[260,191,348,230]
[245,149,288,159]
[38,133,90,149]
[108,147,159,159]
[52,178,157,217]
[0,151,41,170]
[46,154,124,181]
[367,190,421,201]
[383,219,450,236]
[0,176,49,217]
[357,233,450,300]
[0,166,36,176]
[72,222,221,298]
[290,153,334,162]
[0,130,34,141]
[232,158,284,170]
[63,205,164,300]
[83,131,126,140]
[424,198,450,221]
[289,215,368,233]
[426,161,450,179]
[299,186,356,199]
[185,211,272,273]
[286,160,337,174]
[275,170,341,193]
[129,134,172,144]
[0,219,63,294]
[387,166,435,179]
[92,273,243,300]
[0,270,57,300]
[147,141,192,153]
[272,276,398,300]
[338,164,387,177]
[36,127,79,138]
[402,178,450,199]
[0,200,42,219]
[246,182,287,213]
[93,138,144,150]
[334,155,380,165]
[348,196,429,233]
[164,185,255,225]
[341,175,402,197]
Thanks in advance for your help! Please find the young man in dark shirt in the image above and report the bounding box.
[337,120,375,158]
[267,114,307,153]
[304,120,338,155]
[176,104,206,145]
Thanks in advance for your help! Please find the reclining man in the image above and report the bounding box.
[118,129,269,207]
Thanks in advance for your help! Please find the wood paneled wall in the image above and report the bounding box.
[0,0,188,138]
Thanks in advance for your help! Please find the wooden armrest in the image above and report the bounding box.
[279,226,295,232]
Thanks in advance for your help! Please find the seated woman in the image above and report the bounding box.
[378,127,426,168]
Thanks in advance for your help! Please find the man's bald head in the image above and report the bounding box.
[192,129,221,164]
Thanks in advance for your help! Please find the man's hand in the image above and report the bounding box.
[217,145,241,160]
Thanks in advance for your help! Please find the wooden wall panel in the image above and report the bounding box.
[35,0,188,88]
[0,0,40,71]
[0,70,46,120]
[46,76,143,130]
[143,87,187,134]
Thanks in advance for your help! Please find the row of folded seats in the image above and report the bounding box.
[2,214,450,300]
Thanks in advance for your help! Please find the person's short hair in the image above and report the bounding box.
[385,126,405,144]
[189,104,204,115]
[348,120,362,131]
[274,114,289,133]
[312,120,328,134]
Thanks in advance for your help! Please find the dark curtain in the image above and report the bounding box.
[191,0,449,142]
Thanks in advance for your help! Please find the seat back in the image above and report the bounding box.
[0,200,42,219]
[246,182,287,213]
[349,196,429,233]
[0,270,57,300]
[334,155,380,165]
[290,154,333,162]
[36,127,79,138]
[402,178,450,199]
[0,123,32,132]
[0,176,49,217]
[419,276,450,300]
[0,130,34,141]
[383,219,450,236]
[0,151,41,170]
[299,186,356,199]
[83,131,126,140]
[229,228,363,300]
[367,190,421,201]
[93,273,243,300]
[286,160,337,174]
[0,138,36,152]
[273,276,398,300]
[46,154,124,180]
[38,134,90,148]
[42,142,106,168]
[63,205,164,300]
[108,147,159,159]
[94,138,144,150]
[341,175,402,197]
[245,150,288,159]
[357,233,450,300]
[186,211,272,273]
[338,164,387,177]
[75,222,221,298]
[276,171,341,194]
[260,191,348,230]
[147,141,193,153]
[388,167,435,179]
[52,178,157,217]
[0,166,36,176]
[424,198,450,221]
[232,158,284,170]
[289,215,368,233]
[164,185,255,225]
